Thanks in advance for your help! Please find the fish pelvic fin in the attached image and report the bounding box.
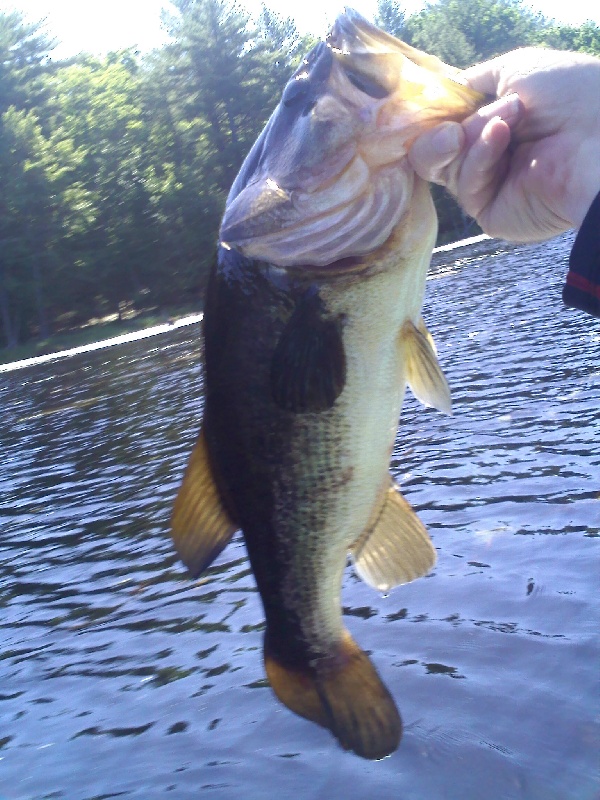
[264,630,401,760]
[170,429,238,579]
[350,481,436,593]
[401,319,452,414]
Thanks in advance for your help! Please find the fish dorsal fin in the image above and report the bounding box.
[170,430,238,579]
[400,319,452,414]
[350,481,436,593]
[270,287,346,414]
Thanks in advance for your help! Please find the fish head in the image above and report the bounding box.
[220,9,484,271]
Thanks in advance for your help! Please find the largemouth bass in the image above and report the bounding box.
[171,10,483,760]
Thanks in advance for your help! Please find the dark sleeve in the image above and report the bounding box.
[562,190,600,317]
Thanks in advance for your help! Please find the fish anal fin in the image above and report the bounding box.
[170,429,238,579]
[401,319,451,414]
[264,630,401,760]
[350,482,436,593]
[270,287,346,414]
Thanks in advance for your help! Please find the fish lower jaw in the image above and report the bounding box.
[236,185,411,269]
[223,154,414,270]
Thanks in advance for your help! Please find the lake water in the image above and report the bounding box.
[1,233,599,800]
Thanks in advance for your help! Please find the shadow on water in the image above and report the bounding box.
[1,233,599,800]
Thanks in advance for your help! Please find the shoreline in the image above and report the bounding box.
[1,234,491,375]
[0,313,204,374]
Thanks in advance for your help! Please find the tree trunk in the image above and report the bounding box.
[0,265,19,349]
[32,256,50,340]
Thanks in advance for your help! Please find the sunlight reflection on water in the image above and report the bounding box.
[0,232,598,800]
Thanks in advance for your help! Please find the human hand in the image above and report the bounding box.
[408,47,600,242]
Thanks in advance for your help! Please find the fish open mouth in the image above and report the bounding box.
[221,162,411,268]
[220,10,483,270]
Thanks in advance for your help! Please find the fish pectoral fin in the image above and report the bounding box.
[400,318,452,414]
[270,287,346,414]
[264,630,401,760]
[170,429,238,579]
[350,482,436,592]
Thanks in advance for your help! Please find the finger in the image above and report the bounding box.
[461,56,506,96]
[407,122,464,184]
[455,116,512,228]
[463,94,522,145]
[408,95,521,190]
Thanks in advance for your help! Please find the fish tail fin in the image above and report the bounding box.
[264,630,401,760]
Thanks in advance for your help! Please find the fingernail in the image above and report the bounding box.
[482,93,521,124]
[430,123,462,155]
[501,93,522,123]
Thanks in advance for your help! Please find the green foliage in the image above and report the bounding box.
[404,0,547,66]
[0,106,60,343]
[0,10,54,113]
[375,0,406,39]
[0,1,300,347]
[535,21,600,56]
[0,12,61,346]
[0,1,598,350]
[164,0,275,187]
[256,4,317,92]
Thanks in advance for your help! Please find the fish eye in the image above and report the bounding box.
[283,79,317,116]
[283,81,309,108]
[345,69,389,99]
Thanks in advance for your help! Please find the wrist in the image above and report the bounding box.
[562,134,600,229]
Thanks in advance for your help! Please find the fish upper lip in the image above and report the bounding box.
[220,143,360,243]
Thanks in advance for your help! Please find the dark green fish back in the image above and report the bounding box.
[203,249,349,665]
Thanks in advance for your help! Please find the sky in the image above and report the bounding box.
[1,0,599,59]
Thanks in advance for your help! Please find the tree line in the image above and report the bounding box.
[1,0,598,349]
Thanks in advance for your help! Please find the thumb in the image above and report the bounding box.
[407,122,464,186]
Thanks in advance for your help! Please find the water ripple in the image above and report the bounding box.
[1,233,598,800]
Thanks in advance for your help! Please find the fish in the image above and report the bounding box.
[170,9,483,760]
